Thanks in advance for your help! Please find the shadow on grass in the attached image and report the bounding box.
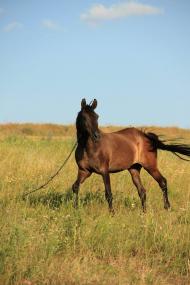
[23,188,139,210]
[23,189,105,210]
[24,188,73,209]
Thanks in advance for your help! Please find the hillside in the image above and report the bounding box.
[1,123,190,140]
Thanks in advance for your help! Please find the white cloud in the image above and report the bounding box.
[3,21,23,32]
[41,19,61,30]
[81,1,163,24]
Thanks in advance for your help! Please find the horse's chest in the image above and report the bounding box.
[87,155,101,171]
[76,149,102,172]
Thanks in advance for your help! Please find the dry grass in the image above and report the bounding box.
[0,124,190,285]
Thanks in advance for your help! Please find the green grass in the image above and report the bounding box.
[0,129,190,285]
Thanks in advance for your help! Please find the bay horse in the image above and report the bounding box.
[72,99,190,213]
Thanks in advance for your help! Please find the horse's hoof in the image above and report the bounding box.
[73,200,79,209]
[109,208,115,216]
[164,203,171,210]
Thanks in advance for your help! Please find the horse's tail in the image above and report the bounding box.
[145,132,190,161]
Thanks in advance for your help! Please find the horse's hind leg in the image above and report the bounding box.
[72,169,91,208]
[146,167,170,210]
[129,165,146,212]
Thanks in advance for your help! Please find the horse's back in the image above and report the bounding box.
[113,127,142,136]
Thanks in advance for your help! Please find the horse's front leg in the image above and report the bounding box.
[102,173,114,214]
[72,169,91,208]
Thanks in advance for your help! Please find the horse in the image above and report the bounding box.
[72,99,190,213]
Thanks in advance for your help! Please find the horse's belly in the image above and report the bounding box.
[109,152,135,172]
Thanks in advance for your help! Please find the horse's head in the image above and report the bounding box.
[76,98,100,142]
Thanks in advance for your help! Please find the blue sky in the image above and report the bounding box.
[1,0,190,127]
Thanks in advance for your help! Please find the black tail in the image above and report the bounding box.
[145,132,190,161]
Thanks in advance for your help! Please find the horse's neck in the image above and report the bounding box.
[77,131,100,151]
[77,130,89,147]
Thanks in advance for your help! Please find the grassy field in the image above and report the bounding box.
[0,124,190,285]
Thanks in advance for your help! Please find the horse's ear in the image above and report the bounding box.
[81,98,86,109]
[91,99,97,110]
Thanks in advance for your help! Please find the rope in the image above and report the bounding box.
[22,141,77,198]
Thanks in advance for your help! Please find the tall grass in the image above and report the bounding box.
[0,125,190,284]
